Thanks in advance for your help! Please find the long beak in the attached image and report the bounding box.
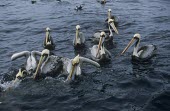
[121,37,135,55]
[96,37,103,57]
[110,22,119,34]
[108,12,111,19]
[75,30,79,45]
[33,55,46,79]
[45,31,50,44]
[67,65,75,81]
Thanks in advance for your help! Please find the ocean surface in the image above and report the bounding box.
[0,0,170,111]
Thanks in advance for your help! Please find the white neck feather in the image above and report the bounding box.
[133,39,140,57]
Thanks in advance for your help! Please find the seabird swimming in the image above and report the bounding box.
[33,49,100,81]
[74,5,83,11]
[97,0,106,4]
[11,51,41,74]
[31,0,36,4]
[90,32,111,62]
[93,19,119,43]
[121,33,156,62]
[105,9,118,27]
[73,25,85,48]
[43,27,55,50]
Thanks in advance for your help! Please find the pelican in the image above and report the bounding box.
[43,27,55,50]
[62,54,100,82]
[93,19,119,43]
[33,49,100,81]
[90,32,111,62]
[73,25,85,48]
[105,9,118,27]
[121,33,156,61]
[11,51,41,74]
[33,49,63,79]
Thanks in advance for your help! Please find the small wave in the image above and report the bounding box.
[0,80,21,92]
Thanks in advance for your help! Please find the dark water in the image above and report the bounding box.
[0,0,170,111]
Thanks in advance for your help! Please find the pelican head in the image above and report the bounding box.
[12,67,28,85]
[121,33,141,55]
[33,49,50,79]
[76,25,81,30]
[16,68,28,80]
[46,27,50,32]
[96,31,106,57]
[108,19,119,34]
[108,9,112,19]
[66,54,81,81]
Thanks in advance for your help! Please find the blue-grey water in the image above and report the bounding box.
[0,0,170,111]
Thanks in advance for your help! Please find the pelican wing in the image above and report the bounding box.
[90,45,98,57]
[93,32,100,39]
[138,45,156,59]
[11,51,30,61]
[104,47,111,57]
[80,56,100,67]
[31,51,41,57]
[79,32,85,43]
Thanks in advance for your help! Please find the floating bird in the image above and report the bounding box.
[73,25,85,48]
[11,51,41,74]
[74,5,83,11]
[90,32,111,62]
[105,9,118,27]
[43,27,55,50]
[33,49,63,79]
[121,33,156,62]
[97,0,106,4]
[31,0,36,4]
[93,19,119,43]
[33,49,100,81]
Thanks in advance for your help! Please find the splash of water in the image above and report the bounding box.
[0,79,21,91]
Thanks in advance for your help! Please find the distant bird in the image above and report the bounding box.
[31,0,36,4]
[105,9,118,27]
[43,27,55,50]
[93,19,119,43]
[33,49,100,81]
[97,0,106,4]
[11,51,41,74]
[121,33,156,62]
[74,5,83,11]
[90,32,111,62]
[73,25,85,48]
